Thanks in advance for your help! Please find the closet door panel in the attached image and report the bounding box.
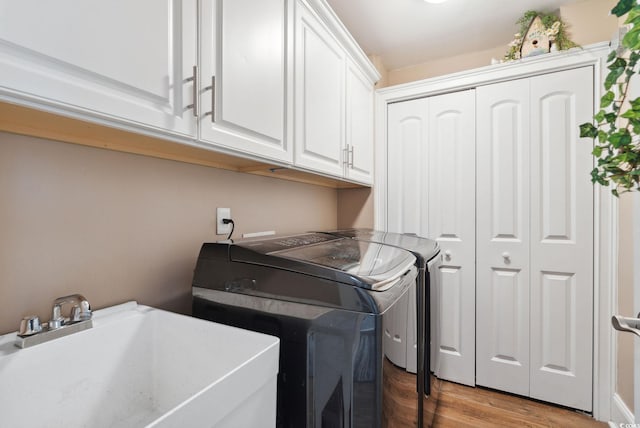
[476,79,530,395]
[529,66,593,411]
[386,98,429,237]
[428,89,476,386]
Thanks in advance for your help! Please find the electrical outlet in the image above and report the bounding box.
[216,207,231,235]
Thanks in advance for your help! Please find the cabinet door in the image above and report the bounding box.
[345,59,374,184]
[476,79,531,395]
[529,66,594,411]
[200,0,290,162]
[386,98,429,238]
[428,90,476,386]
[294,0,345,177]
[0,0,197,136]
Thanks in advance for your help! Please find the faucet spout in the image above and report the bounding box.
[50,294,92,329]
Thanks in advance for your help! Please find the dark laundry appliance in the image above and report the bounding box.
[191,232,419,427]
[323,229,441,428]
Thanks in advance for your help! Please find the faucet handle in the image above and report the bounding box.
[18,316,42,337]
[69,304,91,322]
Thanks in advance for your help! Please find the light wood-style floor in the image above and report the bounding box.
[432,379,606,427]
[383,358,606,427]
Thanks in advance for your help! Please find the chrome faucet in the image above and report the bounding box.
[49,294,92,329]
[15,293,93,348]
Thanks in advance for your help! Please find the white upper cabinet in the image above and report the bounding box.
[345,59,374,184]
[294,0,377,184]
[0,0,377,184]
[0,0,198,137]
[199,0,292,163]
[294,0,345,177]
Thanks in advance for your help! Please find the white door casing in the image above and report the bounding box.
[428,90,476,386]
[476,79,531,396]
[0,0,198,136]
[529,66,594,411]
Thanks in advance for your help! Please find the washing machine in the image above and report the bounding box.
[191,232,419,428]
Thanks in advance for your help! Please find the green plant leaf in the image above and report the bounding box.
[594,110,606,123]
[604,112,618,124]
[579,122,598,138]
[592,146,603,157]
[625,6,640,23]
[621,109,640,119]
[623,27,640,50]
[613,0,635,17]
[609,57,628,70]
[601,91,615,108]
[598,130,608,143]
[608,50,618,62]
[605,67,625,89]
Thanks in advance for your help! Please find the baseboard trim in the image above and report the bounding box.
[610,393,635,425]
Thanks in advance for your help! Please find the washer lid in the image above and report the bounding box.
[326,229,440,264]
[232,233,416,291]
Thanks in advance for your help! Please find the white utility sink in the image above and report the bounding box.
[0,302,279,428]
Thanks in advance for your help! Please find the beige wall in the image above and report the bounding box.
[337,188,374,229]
[0,132,338,335]
[384,0,618,86]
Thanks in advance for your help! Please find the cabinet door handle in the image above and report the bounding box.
[348,145,354,168]
[185,65,198,117]
[443,250,452,261]
[502,252,511,262]
[203,76,216,122]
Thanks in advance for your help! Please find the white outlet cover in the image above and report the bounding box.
[216,208,231,235]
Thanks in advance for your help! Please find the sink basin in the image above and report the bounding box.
[0,302,279,428]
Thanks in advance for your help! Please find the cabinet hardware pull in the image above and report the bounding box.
[203,76,216,122]
[185,65,198,117]
[443,250,452,261]
[348,145,354,168]
[343,146,349,166]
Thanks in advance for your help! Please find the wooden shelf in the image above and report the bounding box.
[0,102,366,189]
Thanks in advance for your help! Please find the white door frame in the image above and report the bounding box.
[374,42,617,421]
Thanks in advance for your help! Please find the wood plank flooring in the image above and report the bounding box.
[432,379,605,428]
[383,358,606,427]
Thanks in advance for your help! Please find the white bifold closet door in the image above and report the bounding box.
[427,90,476,386]
[476,66,594,411]
[386,91,476,387]
[529,67,594,411]
[476,78,531,396]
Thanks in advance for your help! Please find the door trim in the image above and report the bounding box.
[374,42,616,421]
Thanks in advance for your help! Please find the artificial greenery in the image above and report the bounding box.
[504,10,578,61]
[579,0,640,196]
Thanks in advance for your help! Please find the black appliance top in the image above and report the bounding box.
[324,229,439,266]
[231,233,415,291]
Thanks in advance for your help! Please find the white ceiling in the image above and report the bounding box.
[326,0,588,70]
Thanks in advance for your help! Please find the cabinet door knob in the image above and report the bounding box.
[443,250,452,261]
[502,252,511,262]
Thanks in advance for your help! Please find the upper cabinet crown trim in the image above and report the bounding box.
[304,0,381,84]
[379,42,610,103]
